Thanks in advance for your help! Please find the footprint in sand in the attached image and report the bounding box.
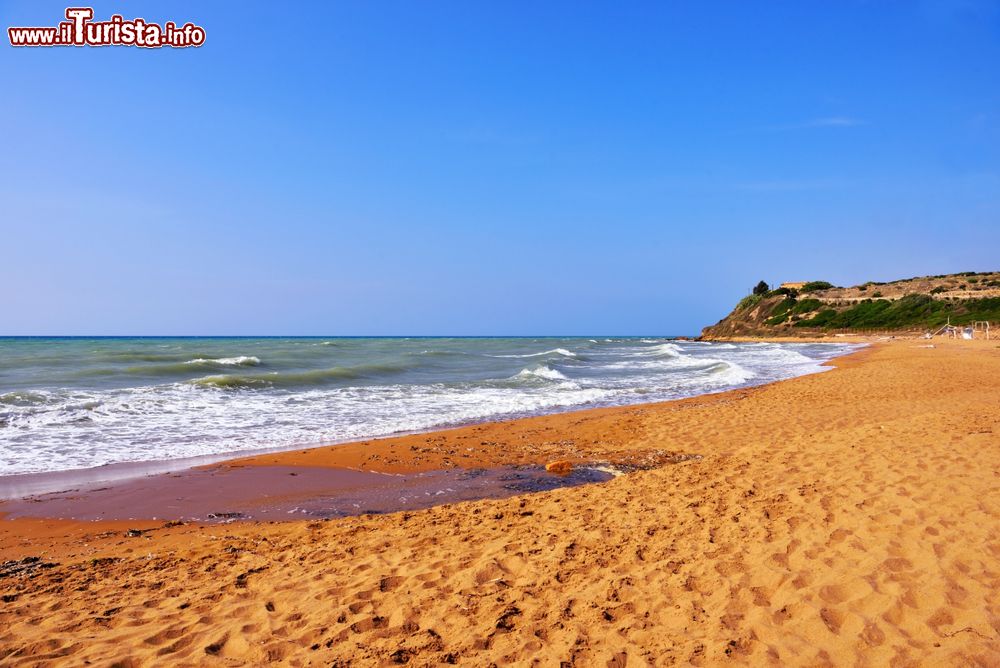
[819,607,844,634]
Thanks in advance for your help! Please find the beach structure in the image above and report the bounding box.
[931,318,993,339]
[931,318,960,338]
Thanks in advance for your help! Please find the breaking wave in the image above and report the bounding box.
[643,343,684,357]
[189,361,417,390]
[0,390,52,406]
[513,365,569,382]
[490,348,578,359]
[185,356,261,367]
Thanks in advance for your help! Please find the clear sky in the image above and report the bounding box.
[2,1,998,335]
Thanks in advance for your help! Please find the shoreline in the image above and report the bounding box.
[0,338,864,502]
[1,337,997,665]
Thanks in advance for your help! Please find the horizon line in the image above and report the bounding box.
[0,334,699,338]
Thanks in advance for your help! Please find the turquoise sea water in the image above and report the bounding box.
[0,337,859,475]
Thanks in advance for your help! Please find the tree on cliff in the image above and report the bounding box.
[753,280,770,296]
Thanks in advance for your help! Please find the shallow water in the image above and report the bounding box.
[0,464,617,522]
[0,337,860,475]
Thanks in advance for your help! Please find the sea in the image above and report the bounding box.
[0,337,859,476]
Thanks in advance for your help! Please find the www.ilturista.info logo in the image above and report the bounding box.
[8,7,205,48]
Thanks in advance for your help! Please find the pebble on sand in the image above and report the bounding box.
[544,460,573,475]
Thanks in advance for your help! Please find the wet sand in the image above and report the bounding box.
[1,338,998,665]
[0,464,615,523]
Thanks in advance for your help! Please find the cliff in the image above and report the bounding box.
[701,272,1000,339]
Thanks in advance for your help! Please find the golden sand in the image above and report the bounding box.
[1,339,998,666]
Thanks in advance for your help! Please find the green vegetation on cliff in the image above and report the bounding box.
[800,281,835,293]
[702,271,1000,337]
[792,294,1000,329]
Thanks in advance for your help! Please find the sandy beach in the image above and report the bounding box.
[1,338,998,666]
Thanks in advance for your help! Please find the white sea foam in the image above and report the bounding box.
[704,360,755,384]
[514,365,569,381]
[491,348,577,359]
[185,356,261,367]
[643,342,683,357]
[0,381,608,475]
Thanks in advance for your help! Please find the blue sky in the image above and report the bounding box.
[2,1,998,335]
